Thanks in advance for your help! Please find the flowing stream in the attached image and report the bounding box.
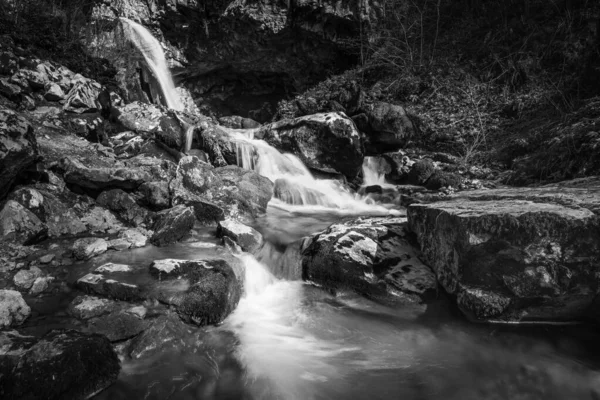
[77,23,600,399]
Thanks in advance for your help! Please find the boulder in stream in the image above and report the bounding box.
[149,259,242,326]
[150,205,195,246]
[302,217,437,305]
[0,290,30,328]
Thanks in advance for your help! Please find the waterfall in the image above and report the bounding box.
[119,18,183,111]
[362,156,386,186]
[221,127,397,215]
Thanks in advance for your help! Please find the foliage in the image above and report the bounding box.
[0,0,117,84]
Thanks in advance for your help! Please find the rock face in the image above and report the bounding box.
[259,112,364,180]
[302,218,437,305]
[149,259,242,325]
[0,290,30,328]
[0,108,38,199]
[150,205,195,246]
[408,191,600,322]
[1,330,120,400]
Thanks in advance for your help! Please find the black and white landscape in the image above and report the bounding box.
[1,1,600,399]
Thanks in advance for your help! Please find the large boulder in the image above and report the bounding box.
[150,205,195,246]
[354,102,417,154]
[96,189,148,227]
[0,109,38,199]
[60,158,151,191]
[259,112,364,180]
[408,191,600,323]
[0,330,120,399]
[0,201,47,245]
[0,290,30,328]
[302,217,437,305]
[170,156,273,223]
[149,258,242,326]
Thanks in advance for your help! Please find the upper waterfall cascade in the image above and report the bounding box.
[119,18,184,111]
[221,127,397,215]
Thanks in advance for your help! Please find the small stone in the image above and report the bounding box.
[39,254,55,264]
[119,229,147,248]
[68,295,114,320]
[72,237,108,260]
[107,238,131,251]
[13,267,43,290]
[29,276,53,295]
[95,263,132,273]
[217,219,263,253]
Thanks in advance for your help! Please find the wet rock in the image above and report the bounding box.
[61,158,151,191]
[150,205,195,246]
[43,83,65,102]
[139,181,170,209]
[128,312,194,359]
[0,201,47,245]
[95,263,132,273]
[13,266,43,290]
[0,290,30,328]
[119,228,148,248]
[169,156,272,223]
[195,121,237,167]
[107,238,131,251]
[114,101,166,134]
[217,219,263,253]
[29,276,53,295]
[0,77,21,99]
[81,206,124,234]
[408,199,600,322]
[77,273,142,301]
[259,112,364,180]
[68,295,116,320]
[408,158,435,186]
[360,102,417,154]
[218,115,261,129]
[2,330,120,400]
[149,258,242,326]
[72,237,108,260]
[0,108,38,199]
[96,189,148,227]
[302,217,437,305]
[63,79,103,113]
[38,254,55,264]
[86,311,149,342]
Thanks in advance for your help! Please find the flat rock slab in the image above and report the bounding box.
[77,273,142,301]
[302,217,437,306]
[408,199,600,322]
